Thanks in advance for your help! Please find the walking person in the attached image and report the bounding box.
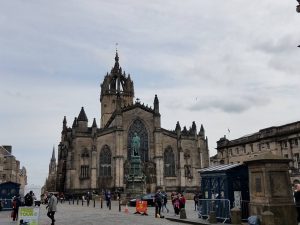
[295,183,300,225]
[105,191,111,208]
[154,190,163,217]
[193,193,199,211]
[11,195,21,221]
[46,193,58,225]
[161,193,169,213]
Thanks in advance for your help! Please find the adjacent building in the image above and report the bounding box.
[0,145,27,195]
[51,52,210,195]
[213,121,300,183]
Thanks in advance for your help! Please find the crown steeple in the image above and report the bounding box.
[100,51,135,128]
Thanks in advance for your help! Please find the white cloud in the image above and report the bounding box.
[0,0,300,186]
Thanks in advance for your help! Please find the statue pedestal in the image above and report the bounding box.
[125,155,146,196]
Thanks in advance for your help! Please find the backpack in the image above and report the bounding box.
[25,193,33,206]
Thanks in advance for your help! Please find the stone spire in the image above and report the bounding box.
[51,146,56,161]
[92,118,97,128]
[78,107,88,122]
[63,116,67,131]
[154,94,159,114]
[199,124,205,137]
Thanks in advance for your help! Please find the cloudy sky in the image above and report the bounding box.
[1,0,299,187]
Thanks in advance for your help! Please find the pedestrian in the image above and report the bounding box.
[154,190,163,217]
[46,193,58,225]
[173,195,180,215]
[161,193,169,213]
[24,191,34,206]
[11,196,20,221]
[105,191,111,208]
[193,193,199,211]
[294,183,300,225]
[179,193,186,209]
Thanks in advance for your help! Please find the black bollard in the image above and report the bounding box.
[82,199,83,206]
[77,197,79,205]
[94,199,95,208]
[119,199,121,212]
[69,199,70,205]
[73,198,74,205]
[100,198,103,208]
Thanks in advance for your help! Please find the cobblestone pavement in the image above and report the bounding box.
[0,200,200,225]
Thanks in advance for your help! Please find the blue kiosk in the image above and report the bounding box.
[198,164,249,221]
[0,181,20,211]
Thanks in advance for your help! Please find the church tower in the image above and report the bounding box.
[100,51,134,128]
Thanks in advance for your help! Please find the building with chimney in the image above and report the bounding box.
[52,52,209,195]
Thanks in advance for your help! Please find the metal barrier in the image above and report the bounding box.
[198,199,231,223]
[233,200,249,221]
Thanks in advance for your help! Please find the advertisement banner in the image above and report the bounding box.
[18,207,40,225]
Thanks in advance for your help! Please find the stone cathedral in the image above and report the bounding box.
[53,52,209,195]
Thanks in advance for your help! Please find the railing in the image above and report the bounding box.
[197,199,231,223]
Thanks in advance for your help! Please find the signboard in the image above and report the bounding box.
[234,191,241,209]
[18,207,40,225]
[135,200,147,214]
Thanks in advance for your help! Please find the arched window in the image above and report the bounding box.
[99,145,111,177]
[164,146,175,177]
[127,119,148,162]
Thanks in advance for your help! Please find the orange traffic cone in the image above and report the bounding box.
[124,204,129,214]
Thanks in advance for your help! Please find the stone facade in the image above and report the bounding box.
[0,145,27,195]
[53,52,210,195]
[213,121,300,183]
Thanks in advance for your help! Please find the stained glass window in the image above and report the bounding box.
[127,119,148,162]
[99,145,112,177]
[164,146,176,177]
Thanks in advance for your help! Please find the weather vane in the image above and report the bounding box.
[116,43,118,52]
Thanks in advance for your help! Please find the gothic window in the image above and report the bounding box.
[127,119,148,162]
[164,146,175,177]
[184,150,192,178]
[99,145,111,177]
[80,165,89,178]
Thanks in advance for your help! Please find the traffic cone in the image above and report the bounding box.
[124,204,129,214]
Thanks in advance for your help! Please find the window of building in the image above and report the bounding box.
[266,142,270,149]
[127,119,149,162]
[295,153,299,161]
[295,139,298,146]
[229,149,232,156]
[80,165,89,178]
[250,144,253,152]
[284,154,289,158]
[99,145,111,177]
[81,149,89,158]
[164,146,176,177]
[284,141,288,148]
[236,148,239,154]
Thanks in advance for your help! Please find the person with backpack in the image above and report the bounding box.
[24,191,34,206]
